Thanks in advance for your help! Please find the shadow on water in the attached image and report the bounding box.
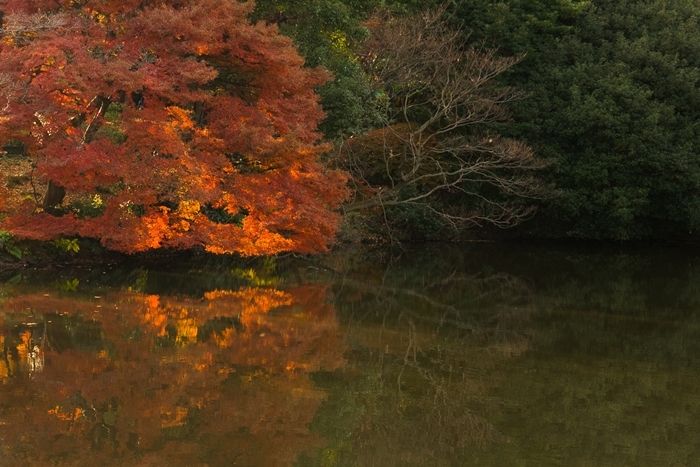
[1,242,700,465]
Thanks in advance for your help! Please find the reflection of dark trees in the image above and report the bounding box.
[296,243,700,466]
[291,246,537,466]
[44,313,107,353]
[6,244,700,465]
[308,245,537,351]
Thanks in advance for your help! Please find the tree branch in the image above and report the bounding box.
[337,8,550,231]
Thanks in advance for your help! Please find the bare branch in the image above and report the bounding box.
[1,12,77,37]
[337,8,550,231]
[0,73,23,114]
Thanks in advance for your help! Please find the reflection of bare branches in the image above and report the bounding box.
[434,271,535,306]
[396,318,417,392]
[300,251,535,461]
[353,316,509,466]
[320,264,534,336]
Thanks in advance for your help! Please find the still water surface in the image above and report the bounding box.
[1,243,700,466]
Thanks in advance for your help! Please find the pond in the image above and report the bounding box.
[1,242,700,466]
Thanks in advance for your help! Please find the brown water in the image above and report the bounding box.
[1,242,700,466]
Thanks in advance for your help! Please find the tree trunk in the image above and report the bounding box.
[43,180,66,210]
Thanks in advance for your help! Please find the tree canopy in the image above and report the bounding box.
[6,0,700,248]
[539,0,700,239]
[0,0,348,255]
[455,0,700,239]
[251,0,387,140]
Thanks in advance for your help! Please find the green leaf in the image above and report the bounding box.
[5,243,23,260]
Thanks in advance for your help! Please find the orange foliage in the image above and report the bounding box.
[0,283,346,465]
[205,286,293,327]
[0,0,348,255]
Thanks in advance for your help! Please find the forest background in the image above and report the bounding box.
[261,0,700,243]
[2,0,700,260]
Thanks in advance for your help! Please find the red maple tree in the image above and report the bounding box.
[0,0,348,254]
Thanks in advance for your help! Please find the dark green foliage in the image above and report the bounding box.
[254,0,700,240]
[2,139,25,155]
[95,103,127,144]
[201,205,246,226]
[454,0,585,59]
[252,0,385,139]
[385,199,447,239]
[536,0,700,239]
[68,195,106,219]
[456,0,700,239]
[250,0,443,140]
[0,230,23,260]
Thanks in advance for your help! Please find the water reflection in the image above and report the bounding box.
[294,245,538,466]
[0,275,344,466]
[2,243,700,465]
[298,243,700,466]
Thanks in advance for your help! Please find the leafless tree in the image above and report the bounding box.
[337,7,549,230]
[1,12,76,38]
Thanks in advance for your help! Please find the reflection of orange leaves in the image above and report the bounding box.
[161,406,188,428]
[43,349,111,380]
[0,336,7,382]
[200,285,347,372]
[19,330,30,345]
[287,286,335,319]
[48,406,85,422]
[195,352,214,371]
[204,287,292,310]
[144,294,160,309]
[212,328,235,348]
[16,330,31,365]
[0,281,344,465]
[205,287,293,327]
[175,318,198,346]
[286,361,307,372]
[141,294,168,336]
